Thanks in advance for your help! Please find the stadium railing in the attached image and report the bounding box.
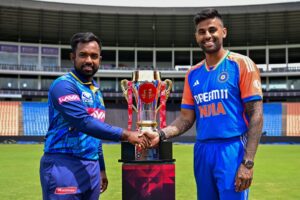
[2,63,300,73]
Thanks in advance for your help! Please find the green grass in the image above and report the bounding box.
[0,144,299,199]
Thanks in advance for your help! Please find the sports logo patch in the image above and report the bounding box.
[81,92,93,103]
[55,187,77,195]
[193,80,200,87]
[218,72,229,83]
[87,108,105,122]
[58,94,80,104]
[253,79,262,89]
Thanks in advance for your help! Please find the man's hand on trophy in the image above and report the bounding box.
[121,130,150,149]
[138,130,160,148]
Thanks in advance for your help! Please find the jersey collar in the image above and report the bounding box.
[205,50,230,72]
[70,69,99,88]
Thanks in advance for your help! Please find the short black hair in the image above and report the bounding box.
[70,32,102,53]
[194,8,223,27]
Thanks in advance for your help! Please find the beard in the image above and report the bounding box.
[199,38,222,54]
[75,63,99,80]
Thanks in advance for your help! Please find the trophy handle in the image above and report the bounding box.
[120,79,138,112]
[156,79,173,112]
[164,79,173,99]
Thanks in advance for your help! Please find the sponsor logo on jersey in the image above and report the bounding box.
[194,89,228,118]
[87,108,105,122]
[193,80,200,87]
[55,187,77,194]
[194,89,228,104]
[198,102,227,118]
[58,94,80,104]
[81,92,93,103]
[218,72,229,83]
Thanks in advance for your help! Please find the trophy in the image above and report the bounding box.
[121,70,172,161]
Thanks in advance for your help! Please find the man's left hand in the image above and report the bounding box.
[100,170,108,193]
[234,164,253,192]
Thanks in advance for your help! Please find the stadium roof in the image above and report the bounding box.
[1,0,300,47]
[36,0,300,8]
[2,0,300,15]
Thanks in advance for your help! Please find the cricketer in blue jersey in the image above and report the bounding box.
[40,32,149,200]
[142,9,263,200]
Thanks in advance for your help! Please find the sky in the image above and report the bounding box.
[36,0,300,7]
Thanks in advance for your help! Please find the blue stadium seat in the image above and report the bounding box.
[22,102,49,136]
[262,103,282,136]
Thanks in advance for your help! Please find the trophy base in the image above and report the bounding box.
[136,121,157,128]
[119,141,174,163]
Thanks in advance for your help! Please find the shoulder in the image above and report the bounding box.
[227,52,256,71]
[227,52,247,63]
[186,60,205,77]
[49,73,77,93]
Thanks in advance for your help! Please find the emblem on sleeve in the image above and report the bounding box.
[58,94,80,104]
[253,80,262,89]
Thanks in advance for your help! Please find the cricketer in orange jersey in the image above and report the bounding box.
[141,8,263,200]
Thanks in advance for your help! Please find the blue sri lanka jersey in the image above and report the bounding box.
[44,69,123,165]
[181,51,263,141]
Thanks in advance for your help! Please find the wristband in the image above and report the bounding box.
[158,129,167,142]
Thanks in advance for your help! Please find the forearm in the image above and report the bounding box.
[244,100,263,161]
[162,111,195,139]
[79,117,123,141]
[98,142,106,171]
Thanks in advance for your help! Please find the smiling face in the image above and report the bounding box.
[195,17,227,55]
[70,41,101,81]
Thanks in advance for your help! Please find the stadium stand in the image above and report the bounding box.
[3,101,299,139]
[262,103,283,136]
[0,1,300,142]
[0,101,20,136]
[22,102,48,136]
[286,103,300,136]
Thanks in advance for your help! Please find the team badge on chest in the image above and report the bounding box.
[218,72,229,83]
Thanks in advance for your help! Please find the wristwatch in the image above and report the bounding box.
[242,159,254,169]
[158,129,167,142]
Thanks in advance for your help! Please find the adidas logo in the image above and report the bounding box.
[193,80,200,87]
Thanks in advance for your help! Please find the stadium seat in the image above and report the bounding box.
[22,102,49,136]
[262,103,283,136]
[286,103,300,136]
[0,101,20,136]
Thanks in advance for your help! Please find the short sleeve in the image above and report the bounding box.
[181,70,195,110]
[239,56,263,103]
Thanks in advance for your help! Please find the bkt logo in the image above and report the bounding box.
[87,108,105,122]
[81,92,93,103]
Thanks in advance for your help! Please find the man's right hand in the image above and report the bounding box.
[121,130,150,148]
[138,130,160,148]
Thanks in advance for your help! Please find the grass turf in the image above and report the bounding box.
[0,144,299,199]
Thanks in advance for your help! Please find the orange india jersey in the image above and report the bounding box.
[181,51,263,141]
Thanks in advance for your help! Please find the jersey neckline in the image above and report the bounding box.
[204,50,230,72]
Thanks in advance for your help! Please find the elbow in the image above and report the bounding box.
[70,115,94,132]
